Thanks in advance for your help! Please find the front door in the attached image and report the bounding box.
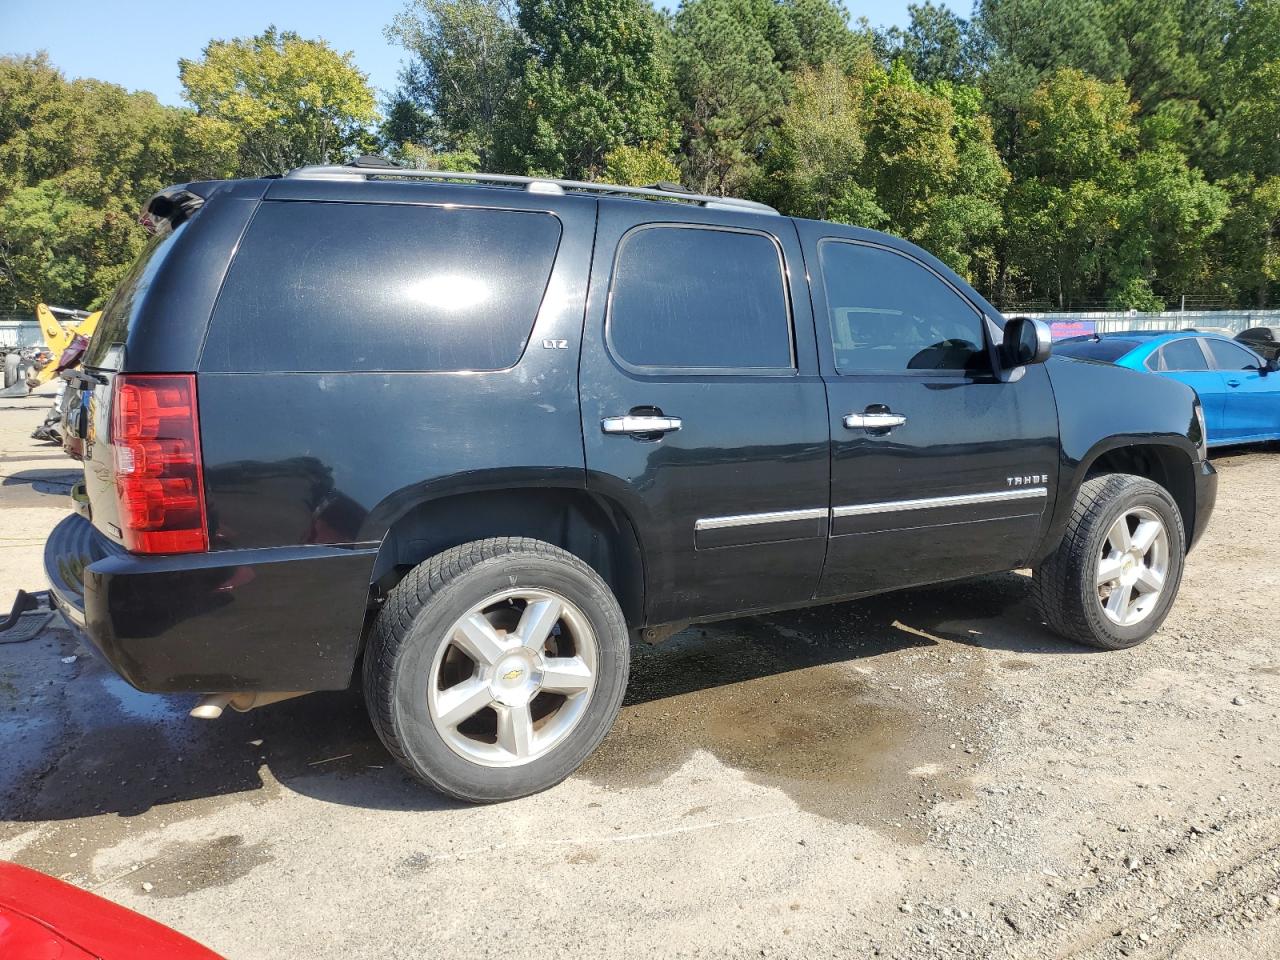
[1204,338,1279,442]
[796,223,1060,600]
[579,205,830,624]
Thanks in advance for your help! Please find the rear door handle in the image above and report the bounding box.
[602,415,682,435]
[844,412,907,430]
[1227,379,1241,387]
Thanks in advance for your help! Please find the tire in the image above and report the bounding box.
[1033,473,1186,650]
[363,537,630,802]
[3,353,18,389]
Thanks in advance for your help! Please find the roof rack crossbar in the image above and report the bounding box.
[283,165,780,215]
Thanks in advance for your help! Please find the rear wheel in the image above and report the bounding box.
[363,537,629,802]
[1033,473,1186,650]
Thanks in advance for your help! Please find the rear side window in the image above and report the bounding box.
[606,225,793,371]
[202,201,561,372]
[818,241,988,374]
[1156,338,1210,371]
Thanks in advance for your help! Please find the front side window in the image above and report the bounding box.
[607,226,793,371]
[1207,339,1259,370]
[1157,338,1210,371]
[818,241,988,375]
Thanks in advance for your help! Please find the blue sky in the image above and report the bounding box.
[1,0,937,107]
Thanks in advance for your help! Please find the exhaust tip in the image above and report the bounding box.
[190,693,232,719]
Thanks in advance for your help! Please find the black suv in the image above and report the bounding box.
[45,164,1216,802]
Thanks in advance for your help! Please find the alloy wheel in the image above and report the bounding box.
[1095,506,1169,627]
[426,588,598,767]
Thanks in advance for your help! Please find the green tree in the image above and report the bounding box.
[601,142,682,186]
[498,0,675,178]
[179,27,378,176]
[755,60,883,225]
[384,0,523,164]
[673,0,787,195]
[890,2,986,86]
[0,54,218,311]
[1002,68,1226,308]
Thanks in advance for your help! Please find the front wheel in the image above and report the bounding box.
[1033,473,1186,650]
[363,537,630,802]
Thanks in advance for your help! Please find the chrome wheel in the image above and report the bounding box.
[1096,506,1169,627]
[427,588,597,767]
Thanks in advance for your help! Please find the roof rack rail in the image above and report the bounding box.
[283,165,780,216]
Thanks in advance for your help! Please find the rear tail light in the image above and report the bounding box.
[110,374,208,553]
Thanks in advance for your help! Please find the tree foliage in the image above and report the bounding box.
[497,0,675,178]
[179,27,377,176]
[384,0,522,165]
[9,0,1280,312]
[0,55,220,310]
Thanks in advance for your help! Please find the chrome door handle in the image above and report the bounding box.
[844,412,907,430]
[602,415,682,435]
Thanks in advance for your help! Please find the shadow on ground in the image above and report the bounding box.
[2,571,1082,837]
[1,468,79,504]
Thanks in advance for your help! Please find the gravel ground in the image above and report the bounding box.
[1,393,1278,959]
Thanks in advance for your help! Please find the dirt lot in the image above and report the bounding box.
[2,393,1278,959]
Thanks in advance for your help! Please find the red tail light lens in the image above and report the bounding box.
[110,374,208,553]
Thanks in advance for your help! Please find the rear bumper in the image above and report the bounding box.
[45,513,377,693]
[1190,457,1217,550]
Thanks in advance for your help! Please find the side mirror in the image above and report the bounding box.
[1001,317,1052,368]
[1266,357,1280,375]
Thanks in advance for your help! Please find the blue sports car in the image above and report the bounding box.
[1055,330,1280,447]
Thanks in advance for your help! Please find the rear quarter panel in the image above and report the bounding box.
[196,183,599,552]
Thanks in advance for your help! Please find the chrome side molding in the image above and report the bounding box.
[833,486,1048,518]
[694,507,828,531]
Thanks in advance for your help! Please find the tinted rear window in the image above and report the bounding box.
[1052,338,1140,363]
[607,225,793,371]
[202,201,561,372]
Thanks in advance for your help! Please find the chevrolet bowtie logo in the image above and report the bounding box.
[501,668,523,681]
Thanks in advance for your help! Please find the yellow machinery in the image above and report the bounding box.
[31,304,100,386]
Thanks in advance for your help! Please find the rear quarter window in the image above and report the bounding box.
[201,201,561,373]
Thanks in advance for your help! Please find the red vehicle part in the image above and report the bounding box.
[0,861,223,960]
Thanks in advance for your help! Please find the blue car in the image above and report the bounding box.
[1055,330,1280,447]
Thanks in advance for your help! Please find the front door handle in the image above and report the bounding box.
[844,412,907,430]
[602,414,682,436]
[1227,379,1241,387]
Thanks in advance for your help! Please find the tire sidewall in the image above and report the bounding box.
[1078,480,1186,648]
[386,552,628,801]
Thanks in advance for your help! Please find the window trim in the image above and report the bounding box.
[603,222,798,378]
[815,237,996,379]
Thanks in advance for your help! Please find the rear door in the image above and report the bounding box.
[1204,338,1280,441]
[579,205,829,624]
[798,225,1059,600]
[1151,337,1229,441]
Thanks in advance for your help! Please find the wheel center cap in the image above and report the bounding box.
[490,651,543,707]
